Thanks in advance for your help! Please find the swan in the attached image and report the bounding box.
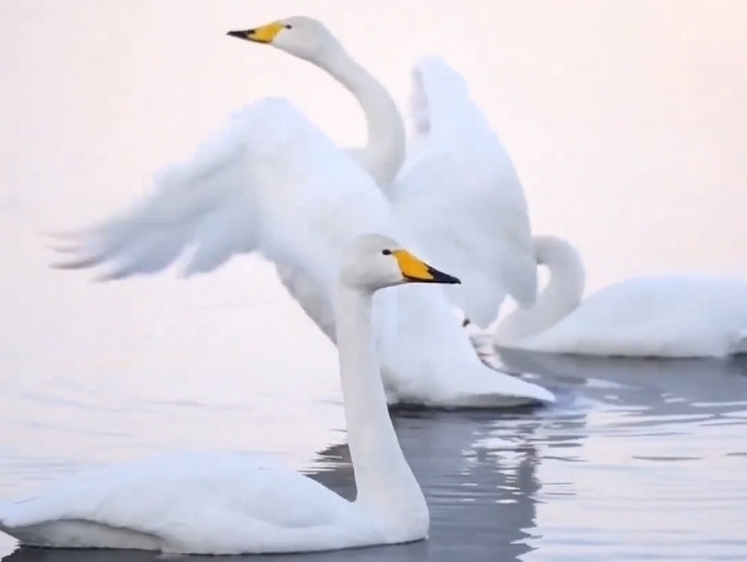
[0,234,461,554]
[227,16,537,329]
[493,235,747,358]
[45,98,554,407]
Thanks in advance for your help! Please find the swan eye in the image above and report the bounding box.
[285,25,293,29]
[382,249,392,256]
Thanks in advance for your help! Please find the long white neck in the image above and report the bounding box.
[332,285,427,520]
[313,47,406,189]
[494,235,586,344]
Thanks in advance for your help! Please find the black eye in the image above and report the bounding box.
[285,24,292,29]
[382,249,392,255]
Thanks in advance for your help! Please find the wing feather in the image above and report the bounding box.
[49,98,397,288]
[394,57,537,326]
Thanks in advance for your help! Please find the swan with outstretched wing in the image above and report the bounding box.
[49,98,554,407]
[228,17,537,329]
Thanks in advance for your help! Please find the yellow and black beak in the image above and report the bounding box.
[227,21,285,44]
[392,250,461,285]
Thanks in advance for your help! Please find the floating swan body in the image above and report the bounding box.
[45,99,553,407]
[0,234,462,554]
[230,17,537,329]
[495,236,747,358]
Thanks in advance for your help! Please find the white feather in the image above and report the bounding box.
[390,57,537,327]
[50,97,554,407]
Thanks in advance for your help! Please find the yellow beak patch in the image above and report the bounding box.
[247,21,285,43]
[393,250,434,282]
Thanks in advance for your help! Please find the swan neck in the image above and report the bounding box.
[332,285,426,516]
[318,49,406,188]
[496,236,585,342]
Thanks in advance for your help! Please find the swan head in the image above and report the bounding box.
[340,234,461,292]
[227,16,342,63]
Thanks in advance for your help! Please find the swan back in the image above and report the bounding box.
[529,275,747,357]
[515,275,747,358]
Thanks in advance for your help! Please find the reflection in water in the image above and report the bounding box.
[3,354,747,561]
[1,408,555,562]
[309,410,556,562]
[500,351,747,562]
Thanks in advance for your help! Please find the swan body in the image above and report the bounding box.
[0,234,463,553]
[46,98,554,407]
[495,236,747,358]
[231,17,537,329]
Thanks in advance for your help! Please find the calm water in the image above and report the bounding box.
[2,347,746,561]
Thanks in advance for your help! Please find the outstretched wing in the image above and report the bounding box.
[50,98,398,290]
[46,96,554,407]
[392,57,537,327]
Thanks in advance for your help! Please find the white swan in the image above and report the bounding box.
[227,16,537,329]
[494,236,747,358]
[0,234,462,554]
[45,98,554,407]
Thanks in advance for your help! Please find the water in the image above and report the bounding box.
[2,348,746,561]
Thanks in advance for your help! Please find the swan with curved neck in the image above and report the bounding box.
[494,236,585,344]
[228,16,538,330]
[0,234,460,554]
[494,236,747,358]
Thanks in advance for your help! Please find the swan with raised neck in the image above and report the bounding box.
[228,16,405,188]
[0,234,463,553]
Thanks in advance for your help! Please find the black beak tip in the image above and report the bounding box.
[227,30,249,40]
[430,268,461,285]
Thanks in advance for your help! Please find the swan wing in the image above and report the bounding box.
[48,96,553,407]
[0,453,365,554]
[50,98,397,288]
[276,262,338,342]
[391,57,537,327]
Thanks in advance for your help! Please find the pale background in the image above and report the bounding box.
[1,0,746,481]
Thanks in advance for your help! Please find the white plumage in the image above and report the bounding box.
[50,99,554,406]
[391,56,537,325]
[2,233,468,553]
[234,17,537,330]
[495,236,747,358]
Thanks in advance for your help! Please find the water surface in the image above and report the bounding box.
[2,353,746,561]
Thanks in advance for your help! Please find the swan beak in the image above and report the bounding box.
[227,22,284,44]
[393,250,461,285]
